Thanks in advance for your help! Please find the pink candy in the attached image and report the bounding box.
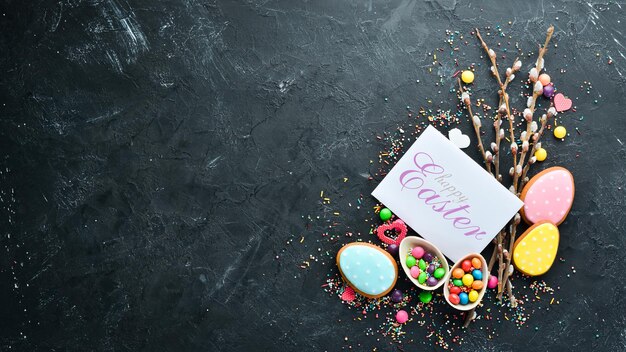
[395,310,409,324]
[411,246,425,259]
[410,266,420,278]
[487,274,498,289]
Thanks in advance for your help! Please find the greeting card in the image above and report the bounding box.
[372,125,524,262]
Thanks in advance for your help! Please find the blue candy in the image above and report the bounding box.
[472,269,483,280]
[459,292,469,305]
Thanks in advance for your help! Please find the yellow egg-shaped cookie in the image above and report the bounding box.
[513,221,559,276]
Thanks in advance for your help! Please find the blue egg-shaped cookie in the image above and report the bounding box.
[336,242,398,298]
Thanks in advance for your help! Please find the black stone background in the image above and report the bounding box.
[1,0,625,351]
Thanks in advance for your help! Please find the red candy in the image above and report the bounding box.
[449,293,460,305]
[450,286,461,295]
[461,260,472,272]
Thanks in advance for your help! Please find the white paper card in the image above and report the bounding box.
[372,125,523,262]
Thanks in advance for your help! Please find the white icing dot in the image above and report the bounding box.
[365,269,371,274]
[566,187,570,191]
[548,211,553,216]
[532,200,537,205]
[356,262,361,266]
[379,275,384,281]
[556,198,561,202]
[560,210,566,215]
[545,200,550,205]
[532,237,537,241]
[536,247,542,252]
[549,175,554,180]
[364,282,369,287]
[537,257,542,262]
[566,198,571,203]
[525,251,530,255]
[542,189,546,193]
[555,186,559,191]
[376,263,381,268]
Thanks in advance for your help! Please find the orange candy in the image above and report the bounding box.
[472,280,484,290]
[471,257,482,269]
[538,73,551,86]
[452,268,465,279]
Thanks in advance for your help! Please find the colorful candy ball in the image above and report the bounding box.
[543,83,555,98]
[449,286,461,295]
[461,70,475,84]
[423,252,434,262]
[406,256,416,268]
[379,208,392,221]
[411,246,425,259]
[459,292,469,305]
[462,274,474,287]
[538,73,551,86]
[395,310,409,324]
[410,266,420,279]
[535,148,547,162]
[426,277,438,286]
[452,268,465,279]
[419,291,433,304]
[472,280,484,290]
[471,258,482,269]
[418,272,428,284]
[472,269,483,280]
[449,293,460,305]
[487,274,498,289]
[434,267,446,279]
[390,289,403,303]
[468,290,479,302]
[427,264,435,274]
[461,260,472,272]
[554,126,567,139]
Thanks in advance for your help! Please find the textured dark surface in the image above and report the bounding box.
[1,0,625,351]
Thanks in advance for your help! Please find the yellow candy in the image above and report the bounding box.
[513,222,560,276]
[462,273,474,287]
[468,290,479,302]
[554,126,567,139]
[535,148,547,162]
[461,70,474,84]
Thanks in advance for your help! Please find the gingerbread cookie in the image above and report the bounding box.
[336,242,398,299]
[513,221,559,276]
[520,166,574,226]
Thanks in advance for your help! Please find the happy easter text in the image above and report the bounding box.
[398,151,486,240]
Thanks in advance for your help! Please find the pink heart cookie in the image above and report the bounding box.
[341,286,356,302]
[553,93,572,112]
[376,219,407,245]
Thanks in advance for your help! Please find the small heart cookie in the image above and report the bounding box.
[341,286,356,302]
[448,128,471,149]
[376,219,407,246]
[553,93,572,112]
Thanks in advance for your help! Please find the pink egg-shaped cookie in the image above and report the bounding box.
[520,167,574,226]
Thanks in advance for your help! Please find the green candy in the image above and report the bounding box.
[433,267,446,279]
[453,278,463,287]
[418,272,428,284]
[379,208,393,221]
[406,256,416,268]
[418,259,427,270]
[419,291,433,304]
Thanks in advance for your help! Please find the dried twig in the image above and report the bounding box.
[458,78,492,175]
